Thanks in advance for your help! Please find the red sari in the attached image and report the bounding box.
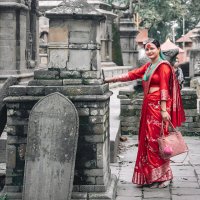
[127,60,185,185]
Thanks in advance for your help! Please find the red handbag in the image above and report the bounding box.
[157,121,188,160]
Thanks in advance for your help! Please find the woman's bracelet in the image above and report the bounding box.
[161,109,167,112]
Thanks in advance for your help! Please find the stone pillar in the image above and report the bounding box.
[190,21,200,77]
[0,0,39,82]
[87,0,117,67]
[119,17,138,66]
[4,1,117,199]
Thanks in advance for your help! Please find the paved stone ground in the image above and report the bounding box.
[110,135,200,200]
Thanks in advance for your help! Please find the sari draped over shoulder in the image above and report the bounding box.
[129,60,185,185]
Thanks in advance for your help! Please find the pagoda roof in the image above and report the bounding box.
[135,29,148,43]
[176,29,196,43]
[161,38,184,53]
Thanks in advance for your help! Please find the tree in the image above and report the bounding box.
[108,0,200,42]
[133,0,187,42]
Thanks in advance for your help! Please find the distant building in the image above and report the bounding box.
[135,28,148,48]
[176,28,196,62]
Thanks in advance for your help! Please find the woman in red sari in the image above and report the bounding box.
[105,38,185,188]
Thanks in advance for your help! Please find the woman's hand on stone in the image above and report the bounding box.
[104,78,114,83]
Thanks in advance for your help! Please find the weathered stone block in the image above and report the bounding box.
[3,186,22,193]
[82,79,103,85]
[6,126,16,135]
[117,95,129,99]
[62,85,108,96]
[120,116,139,122]
[79,185,95,192]
[90,108,107,116]
[34,69,60,79]
[7,136,26,145]
[7,116,28,126]
[28,80,63,86]
[120,99,132,105]
[82,71,101,79]
[6,103,20,109]
[44,86,63,95]
[121,108,137,116]
[89,116,106,124]
[92,124,104,134]
[26,86,45,96]
[67,50,91,71]
[185,116,194,123]
[7,146,16,169]
[63,79,82,85]
[71,192,87,199]
[9,86,27,96]
[84,135,105,143]
[119,90,134,96]
[84,169,104,177]
[121,105,134,110]
[184,109,197,117]
[5,177,13,185]
[48,48,68,68]
[69,31,90,43]
[60,70,81,79]
[85,177,96,185]
[77,108,89,116]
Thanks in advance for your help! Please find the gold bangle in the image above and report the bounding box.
[161,109,167,112]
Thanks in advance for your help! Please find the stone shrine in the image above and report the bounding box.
[3,0,117,199]
[87,0,117,67]
[0,0,39,82]
[38,0,117,67]
[119,9,138,66]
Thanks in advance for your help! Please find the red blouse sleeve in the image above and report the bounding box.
[128,63,149,80]
[157,63,171,100]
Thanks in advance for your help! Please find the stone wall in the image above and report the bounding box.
[119,87,200,136]
[4,74,115,199]
[118,86,143,135]
[0,0,39,82]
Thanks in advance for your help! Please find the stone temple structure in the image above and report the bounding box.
[0,0,39,82]
[38,0,117,67]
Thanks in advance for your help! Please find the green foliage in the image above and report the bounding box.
[136,0,200,42]
[0,194,7,200]
[112,23,123,66]
[107,0,200,42]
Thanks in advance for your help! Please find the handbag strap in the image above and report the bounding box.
[160,120,178,136]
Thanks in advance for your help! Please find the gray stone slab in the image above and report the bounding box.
[116,197,141,200]
[117,184,142,197]
[172,195,200,200]
[170,165,196,177]
[23,92,79,200]
[171,180,199,188]
[171,188,200,195]
[143,188,171,199]
[0,77,18,134]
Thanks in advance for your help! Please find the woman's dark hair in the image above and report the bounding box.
[143,38,160,48]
